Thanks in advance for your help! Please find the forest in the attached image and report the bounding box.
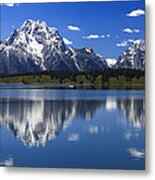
[0,69,145,89]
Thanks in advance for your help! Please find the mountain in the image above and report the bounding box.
[0,19,108,74]
[106,58,117,68]
[68,47,108,71]
[115,40,145,70]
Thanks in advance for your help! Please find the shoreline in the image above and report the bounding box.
[0,82,144,86]
[0,82,145,90]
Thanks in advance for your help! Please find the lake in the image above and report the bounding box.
[0,87,145,170]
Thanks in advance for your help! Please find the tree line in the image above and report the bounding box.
[0,69,145,88]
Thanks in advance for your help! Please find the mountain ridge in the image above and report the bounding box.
[0,19,108,74]
[0,19,145,74]
[115,40,145,70]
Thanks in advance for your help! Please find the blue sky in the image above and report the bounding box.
[0,0,145,59]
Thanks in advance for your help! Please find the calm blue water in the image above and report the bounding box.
[0,87,145,169]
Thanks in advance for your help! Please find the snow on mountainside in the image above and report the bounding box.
[0,19,145,74]
[106,58,117,68]
[68,47,108,71]
[0,19,108,74]
[115,40,145,70]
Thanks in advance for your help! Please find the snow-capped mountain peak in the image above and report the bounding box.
[0,19,144,74]
[85,47,94,54]
[115,40,145,70]
[0,19,108,74]
[3,19,62,52]
[106,58,117,68]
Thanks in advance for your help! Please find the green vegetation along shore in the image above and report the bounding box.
[0,69,145,89]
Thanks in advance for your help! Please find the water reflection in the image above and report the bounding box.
[117,98,145,128]
[127,148,145,159]
[0,97,145,147]
[0,158,13,167]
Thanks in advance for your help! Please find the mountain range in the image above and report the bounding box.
[0,19,145,74]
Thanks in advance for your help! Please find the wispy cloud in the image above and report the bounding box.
[83,33,112,39]
[123,28,140,33]
[127,9,145,17]
[63,37,73,45]
[133,29,140,33]
[83,34,105,39]
[123,28,133,33]
[116,39,142,47]
[116,41,128,47]
[127,39,135,43]
[67,25,81,31]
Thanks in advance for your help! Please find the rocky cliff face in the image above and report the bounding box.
[115,40,145,70]
[0,19,108,74]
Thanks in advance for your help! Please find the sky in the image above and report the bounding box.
[0,0,145,59]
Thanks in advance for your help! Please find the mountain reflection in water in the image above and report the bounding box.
[0,97,145,147]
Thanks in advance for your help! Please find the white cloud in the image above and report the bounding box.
[67,25,81,31]
[127,9,145,17]
[101,35,105,38]
[83,34,105,39]
[107,34,111,38]
[116,41,128,47]
[123,28,140,33]
[133,29,140,33]
[116,39,142,47]
[123,28,133,33]
[63,37,73,45]
[127,39,135,43]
